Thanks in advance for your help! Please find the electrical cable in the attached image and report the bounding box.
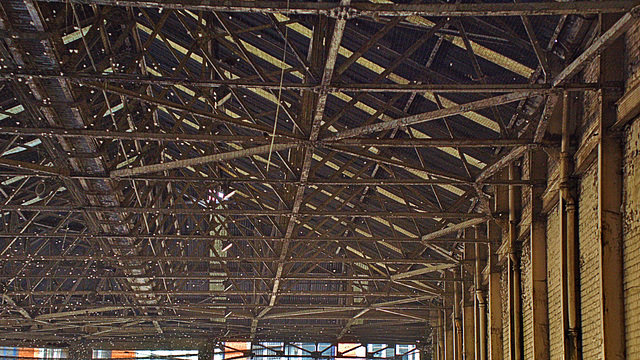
[266,0,290,172]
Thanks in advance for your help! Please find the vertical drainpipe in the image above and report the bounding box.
[559,92,579,360]
[441,309,448,360]
[509,163,523,360]
[474,237,481,359]
[435,312,440,359]
[475,226,488,360]
[478,269,488,360]
[454,267,463,360]
[435,318,442,360]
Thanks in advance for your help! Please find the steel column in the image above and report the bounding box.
[487,255,503,360]
[529,149,550,360]
[597,12,626,360]
[463,285,475,360]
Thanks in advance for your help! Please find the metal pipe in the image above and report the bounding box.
[566,201,578,347]
[454,269,463,360]
[509,163,523,360]
[433,327,440,360]
[475,227,488,360]
[478,290,488,360]
[475,237,482,290]
[559,91,579,359]
[512,255,523,360]
[474,242,482,360]
[440,311,446,360]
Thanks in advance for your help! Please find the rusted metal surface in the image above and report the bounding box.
[326,92,541,141]
[0,71,615,92]
[597,13,626,360]
[111,143,298,177]
[529,149,550,360]
[553,6,640,87]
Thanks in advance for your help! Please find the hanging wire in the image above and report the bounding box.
[266,0,290,172]
[71,3,97,71]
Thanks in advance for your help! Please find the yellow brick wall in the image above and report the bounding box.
[488,270,503,360]
[501,266,510,358]
[521,240,533,360]
[578,164,603,359]
[579,58,601,141]
[546,205,563,360]
[624,116,640,359]
[521,154,532,227]
[623,20,640,360]
[626,21,640,89]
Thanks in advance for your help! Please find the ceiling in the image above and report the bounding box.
[0,0,632,348]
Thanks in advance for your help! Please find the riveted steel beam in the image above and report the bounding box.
[31,0,640,17]
[1,255,456,264]
[0,204,489,218]
[0,71,615,93]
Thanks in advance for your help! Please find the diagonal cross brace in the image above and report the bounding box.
[475,6,640,186]
[110,143,298,177]
[325,91,543,141]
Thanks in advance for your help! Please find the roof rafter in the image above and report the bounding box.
[252,4,351,333]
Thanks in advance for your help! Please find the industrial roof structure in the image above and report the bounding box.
[0,0,637,352]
